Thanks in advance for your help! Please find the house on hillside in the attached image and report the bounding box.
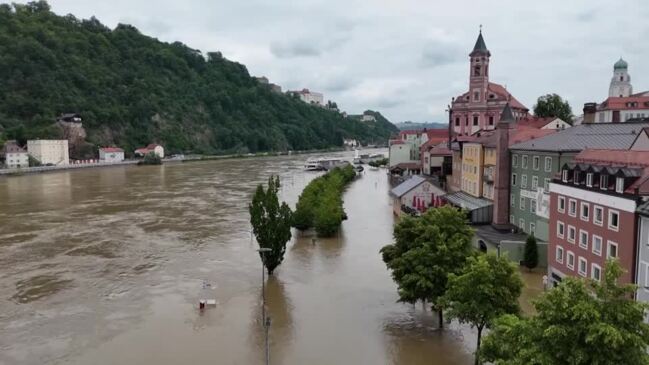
[135,144,164,158]
[1,140,29,169]
[27,140,69,166]
[99,147,125,162]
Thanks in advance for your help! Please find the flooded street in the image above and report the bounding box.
[0,151,475,365]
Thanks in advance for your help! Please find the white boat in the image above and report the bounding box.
[304,157,347,171]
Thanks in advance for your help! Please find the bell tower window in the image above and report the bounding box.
[474,66,481,76]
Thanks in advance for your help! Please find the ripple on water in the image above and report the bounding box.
[11,274,74,304]
[64,240,122,259]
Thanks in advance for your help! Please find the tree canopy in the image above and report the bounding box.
[481,260,649,365]
[533,93,573,123]
[249,176,293,275]
[0,2,398,155]
[292,165,356,237]
[381,206,474,327]
[443,253,523,365]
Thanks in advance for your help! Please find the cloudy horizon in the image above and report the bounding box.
[27,0,649,124]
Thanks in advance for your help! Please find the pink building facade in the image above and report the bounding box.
[450,31,529,137]
[548,150,649,286]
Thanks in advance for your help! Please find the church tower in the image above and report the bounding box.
[469,29,490,105]
[609,58,633,97]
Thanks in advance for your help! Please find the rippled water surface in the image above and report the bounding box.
[0,151,476,365]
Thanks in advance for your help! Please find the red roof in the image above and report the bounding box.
[425,129,449,139]
[574,149,649,194]
[516,117,558,129]
[599,96,649,111]
[487,82,528,110]
[100,147,124,153]
[390,139,406,145]
[428,143,452,156]
[471,128,556,147]
[146,144,161,149]
[510,129,556,146]
[574,149,649,168]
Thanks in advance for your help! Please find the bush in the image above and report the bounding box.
[368,157,389,167]
[139,152,162,165]
[293,164,356,237]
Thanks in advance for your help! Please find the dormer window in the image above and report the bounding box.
[562,169,569,182]
[600,175,609,190]
[586,173,593,187]
[615,177,625,193]
[573,171,580,185]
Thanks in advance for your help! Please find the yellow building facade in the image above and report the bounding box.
[482,146,497,200]
[461,143,484,197]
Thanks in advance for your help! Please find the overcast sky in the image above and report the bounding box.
[34,0,649,124]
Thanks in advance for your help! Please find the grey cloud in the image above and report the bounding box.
[420,42,463,68]
[270,41,321,58]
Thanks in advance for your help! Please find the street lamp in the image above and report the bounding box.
[257,248,272,365]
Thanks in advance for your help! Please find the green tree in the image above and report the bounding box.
[481,260,649,365]
[523,234,538,271]
[443,253,523,365]
[249,176,293,275]
[533,93,573,123]
[381,206,474,328]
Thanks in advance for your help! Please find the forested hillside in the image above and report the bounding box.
[0,1,397,156]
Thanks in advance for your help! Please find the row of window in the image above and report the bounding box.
[462,179,478,195]
[555,246,603,281]
[511,174,551,191]
[462,164,479,174]
[510,215,536,235]
[561,170,626,194]
[513,155,552,172]
[555,222,618,259]
[454,115,496,127]
[556,196,619,231]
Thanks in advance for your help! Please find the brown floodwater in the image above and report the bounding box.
[0,151,479,365]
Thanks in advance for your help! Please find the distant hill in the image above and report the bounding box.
[0,2,398,157]
[395,121,448,131]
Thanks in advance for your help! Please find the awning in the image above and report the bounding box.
[444,191,493,211]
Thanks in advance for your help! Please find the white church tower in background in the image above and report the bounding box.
[609,58,633,97]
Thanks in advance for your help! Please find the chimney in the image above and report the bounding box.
[492,103,515,228]
[583,102,597,124]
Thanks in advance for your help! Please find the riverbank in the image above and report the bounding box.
[0,146,382,177]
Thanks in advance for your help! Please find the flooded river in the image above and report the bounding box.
[0,151,476,365]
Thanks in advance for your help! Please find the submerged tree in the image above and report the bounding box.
[443,253,523,365]
[249,176,293,275]
[381,206,474,328]
[481,260,649,365]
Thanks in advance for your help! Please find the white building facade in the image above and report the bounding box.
[27,140,69,165]
[99,147,125,162]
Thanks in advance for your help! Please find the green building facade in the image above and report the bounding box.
[509,150,575,242]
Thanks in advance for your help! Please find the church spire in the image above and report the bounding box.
[470,26,490,56]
